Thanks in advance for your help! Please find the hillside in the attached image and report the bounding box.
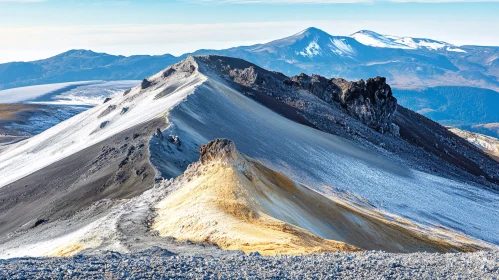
[0,55,497,259]
[0,50,177,90]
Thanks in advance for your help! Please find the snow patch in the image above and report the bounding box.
[329,38,356,56]
[447,47,467,53]
[352,32,412,49]
[0,80,139,106]
[352,31,465,53]
[297,41,322,58]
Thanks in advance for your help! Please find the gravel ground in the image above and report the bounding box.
[1,249,498,279]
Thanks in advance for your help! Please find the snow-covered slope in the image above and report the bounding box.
[0,81,95,104]
[351,30,467,53]
[0,58,204,188]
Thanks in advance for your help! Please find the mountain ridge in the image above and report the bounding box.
[1,27,499,91]
[0,55,498,258]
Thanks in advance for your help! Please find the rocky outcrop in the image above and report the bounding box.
[337,77,397,134]
[229,66,262,87]
[197,56,397,134]
[199,138,238,164]
[291,74,397,133]
[290,74,340,103]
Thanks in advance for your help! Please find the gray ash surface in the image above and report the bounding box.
[1,249,498,279]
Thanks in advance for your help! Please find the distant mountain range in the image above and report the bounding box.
[1,27,499,92]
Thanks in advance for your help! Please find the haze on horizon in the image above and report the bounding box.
[0,0,498,63]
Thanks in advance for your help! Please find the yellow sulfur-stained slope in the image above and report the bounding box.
[153,139,479,256]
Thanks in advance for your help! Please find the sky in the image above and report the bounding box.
[0,0,498,63]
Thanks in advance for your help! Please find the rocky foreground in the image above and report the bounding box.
[1,249,498,279]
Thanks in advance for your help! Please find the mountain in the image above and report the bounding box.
[0,50,178,90]
[3,27,498,142]
[0,56,497,258]
[1,27,499,92]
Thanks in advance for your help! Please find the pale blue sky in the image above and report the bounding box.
[0,0,498,63]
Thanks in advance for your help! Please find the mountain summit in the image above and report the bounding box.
[249,27,362,60]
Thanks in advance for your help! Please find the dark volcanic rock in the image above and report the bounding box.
[167,134,181,147]
[163,68,176,78]
[198,56,397,134]
[291,73,341,104]
[291,73,397,133]
[332,76,397,134]
[98,105,117,118]
[99,121,110,129]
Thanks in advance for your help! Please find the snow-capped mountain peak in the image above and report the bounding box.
[351,30,466,53]
[250,27,359,60]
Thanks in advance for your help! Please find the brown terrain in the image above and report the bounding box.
[0,104,43,144]
[153,139,484,255]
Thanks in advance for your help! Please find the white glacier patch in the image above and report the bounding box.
[329,38,356,56]
[352,30,466,53]
[297,41,322,58]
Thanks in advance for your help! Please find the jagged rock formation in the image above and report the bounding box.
[199,56,397,134]
[290,74,397,133]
